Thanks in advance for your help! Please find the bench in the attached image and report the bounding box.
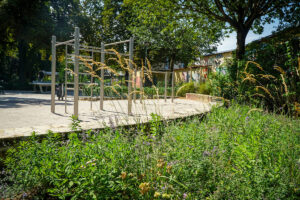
[31,71,58,93]
[31,81,58,93]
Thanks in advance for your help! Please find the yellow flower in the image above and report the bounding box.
[162,193,171,198]
[121,172,127,180]
[157,171,162,176]
[157,159,165,168]
[154,192,161,198]
[166,165,172,173]
[139,182,150,195]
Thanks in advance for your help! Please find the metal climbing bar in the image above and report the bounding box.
[51,27,135,118]
[55,39,75,46]
[104,39,130,47]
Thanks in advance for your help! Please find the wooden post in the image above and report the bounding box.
[64,44,68,113]
[100,42,105,110]
[74,27,79,117]
[51,35,56,113]
[128,37,134,115]
[171,70,174,103]
[164,72,168,102]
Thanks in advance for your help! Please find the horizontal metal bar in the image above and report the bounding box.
[80,44,102,50]
[66,71,93,75]
[66,61,93,65]
[56,39,75,46]
[79,48,129,56]
[106,51,129,56]
[79,48,101,53]
[67,54,92,59]
[66,82,99,85]
[104,40,130,47]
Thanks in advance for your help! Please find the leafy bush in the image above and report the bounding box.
[210,36,300,115]
[176,82,195,97]
[196,82,211,95]
[1,105,299,199]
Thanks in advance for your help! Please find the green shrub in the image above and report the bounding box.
[176,82,195,97]
[211,36,300,115]
[2,105,299,199]
[196,82,211,95]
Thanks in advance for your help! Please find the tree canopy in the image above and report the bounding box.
[125,0,224,70]
[0,0,298,89]
[172,0,299,60]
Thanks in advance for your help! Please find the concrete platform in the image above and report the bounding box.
[0,91,217,139]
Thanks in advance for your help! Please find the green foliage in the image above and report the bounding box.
[125,0,223,68]
[176,82,195,97]
[196,82,211,95]
[173,0,298,60]
[2,105,299,199]
[71,115,81,131]
[210,36,300,115]
[0,0,82,89]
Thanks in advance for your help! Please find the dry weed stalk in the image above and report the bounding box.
[280,74,288,95]
[244,61,264,72]
[274,66,286,75]
[255,86,275,101]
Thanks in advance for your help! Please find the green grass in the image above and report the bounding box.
[1,105,299,199]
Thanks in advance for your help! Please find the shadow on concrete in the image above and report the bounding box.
[0,96,72,109]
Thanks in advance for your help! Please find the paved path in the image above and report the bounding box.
[0,91,217,139]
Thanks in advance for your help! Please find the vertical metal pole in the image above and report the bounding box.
[164,72,168,102]
[171,70,174,103]
[51,35,56,113]
[74,27,80,117]
[90,51,94,110]
[133,65,137,102]
[100,42,105,110]
[128,37,134,115]
[140,65,144,103]
[65,44,68,113]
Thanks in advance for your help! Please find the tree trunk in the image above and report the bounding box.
[169,54,175,84]
[236,28,249,60]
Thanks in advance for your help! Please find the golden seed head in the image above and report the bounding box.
[121,171,127,180]
[139,182,150,195]
[154,192,161,198]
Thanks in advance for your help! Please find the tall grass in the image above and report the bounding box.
[210,60,300,116]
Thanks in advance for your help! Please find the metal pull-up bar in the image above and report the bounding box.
[104,40,130,47]
[55,39,75,47]
[51,27,135,118]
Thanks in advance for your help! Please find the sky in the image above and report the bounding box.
[217,20,280,52]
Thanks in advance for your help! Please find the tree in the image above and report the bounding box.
[79,0,132,46]
[124,0,224,71]
[175,0,299,60]
[0,0,82,88]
